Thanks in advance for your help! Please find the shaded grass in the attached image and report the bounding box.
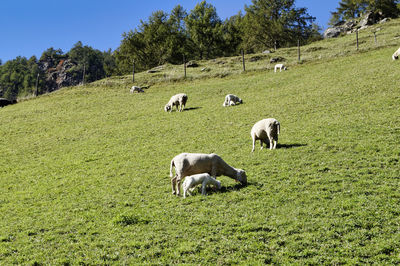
[0,24,400,264]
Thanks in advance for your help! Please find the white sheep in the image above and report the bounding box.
[170,153,247,196]
[274,63,287,72]
[392,47,400,60]
[251,118,280,152]
[223,94,243,107]
[164,93,188,112]
[182,173,221,198]
[130,86,144,93]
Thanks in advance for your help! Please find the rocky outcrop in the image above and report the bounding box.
[324,20,357,38]
[324,12,387,39]
[39,58,80,92]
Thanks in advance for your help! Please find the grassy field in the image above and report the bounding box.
[1,21,400,264]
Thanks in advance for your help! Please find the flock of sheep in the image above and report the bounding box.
[131,83,282,198]
[130,47,400,198]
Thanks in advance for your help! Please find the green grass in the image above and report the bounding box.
[1,20,400,264]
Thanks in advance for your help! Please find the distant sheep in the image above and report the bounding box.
[130,86,144,93]
[392,47,400,60]
[170,153,247,196]
[0,98,17,108]
[182,173,221,198]
[274,64,287,72]
[223,94,243,107]
[251,118,280,152]
[164,93,188,112]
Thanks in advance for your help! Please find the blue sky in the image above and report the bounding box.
[0,0,340,63]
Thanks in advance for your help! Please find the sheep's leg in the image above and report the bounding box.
[176,178,182,196]
[211,165,217,179]
[201,181,207,195]
[251,135,256,152]
[260,140,264,150]
[269,138,273,150]
[171,176,177,195]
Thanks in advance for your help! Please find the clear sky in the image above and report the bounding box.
[0,0,340,63]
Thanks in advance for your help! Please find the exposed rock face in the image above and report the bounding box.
[324,12,387,39]
[324,20,357,38]
[39,59,80,92]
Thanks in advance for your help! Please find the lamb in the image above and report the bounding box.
[170,153,247,196]
[274,63,287,72]
[251,118,280,152]
[392,47,400,60]
[182,173,221,198]
[164,93,188,112]
[130,86,144,93]
[223,94,243,107]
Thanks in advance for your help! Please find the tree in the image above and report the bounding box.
[242,0,315,52]
[329,0,399,25]
[184,1,224,59]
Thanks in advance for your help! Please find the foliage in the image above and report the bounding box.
[329,0,400,25]
[242,0,316,52]
[0,56,44,99]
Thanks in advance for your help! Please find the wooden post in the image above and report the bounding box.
[82,64,86,85]
[35,73,39,96]
[183,55,186,78]
[297,39,301,62]
[241,49,245,72]
[132,59,135,83]
[356,30,359,50]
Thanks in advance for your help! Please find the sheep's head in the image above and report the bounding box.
[239,98,243,104]
[164,104,171,112]
[236,169,247,185]
[216,180,222,190]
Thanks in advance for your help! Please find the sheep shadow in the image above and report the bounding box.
[183,107,202,112]
[277,143,307,149]
[219,181,248,193]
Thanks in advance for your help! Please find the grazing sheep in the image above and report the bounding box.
[223,94,243,107]
[170,153,247,196]
[130,86,144,93]
[274,63,287,72]
[182,173,221,198]
[0,98,17,108]
[251,118,280,152]
[392,47,400,60]
[164,93,188,112]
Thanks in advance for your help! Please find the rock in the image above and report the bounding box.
[186,61,198,67]
[270,57,285,63]
[324,27,343,38]
[262,50,271,54]
[147,69,159,73]
[359,12,381,28]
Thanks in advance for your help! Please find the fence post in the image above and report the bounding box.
[132,59,135,83]
[356,29,359,50]
[183,55,186,78]
[241,49,246,72]
[297,39,301,62]
[35,73,39,96]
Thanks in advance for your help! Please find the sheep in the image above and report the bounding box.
[251,118,280,152]
[164,93,188,112]
[223,94,243,107]
[170,153,247,196]
[130,86,144,93]
[274,63,287,72]
[182,173,221,198]
[392,47,400,60]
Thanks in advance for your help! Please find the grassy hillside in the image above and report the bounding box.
[1,21,400,264]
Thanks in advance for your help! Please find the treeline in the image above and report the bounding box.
[115,0,321,73]
[0,42,116,100]
[329,0,400,25]
[2,0,398,100]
